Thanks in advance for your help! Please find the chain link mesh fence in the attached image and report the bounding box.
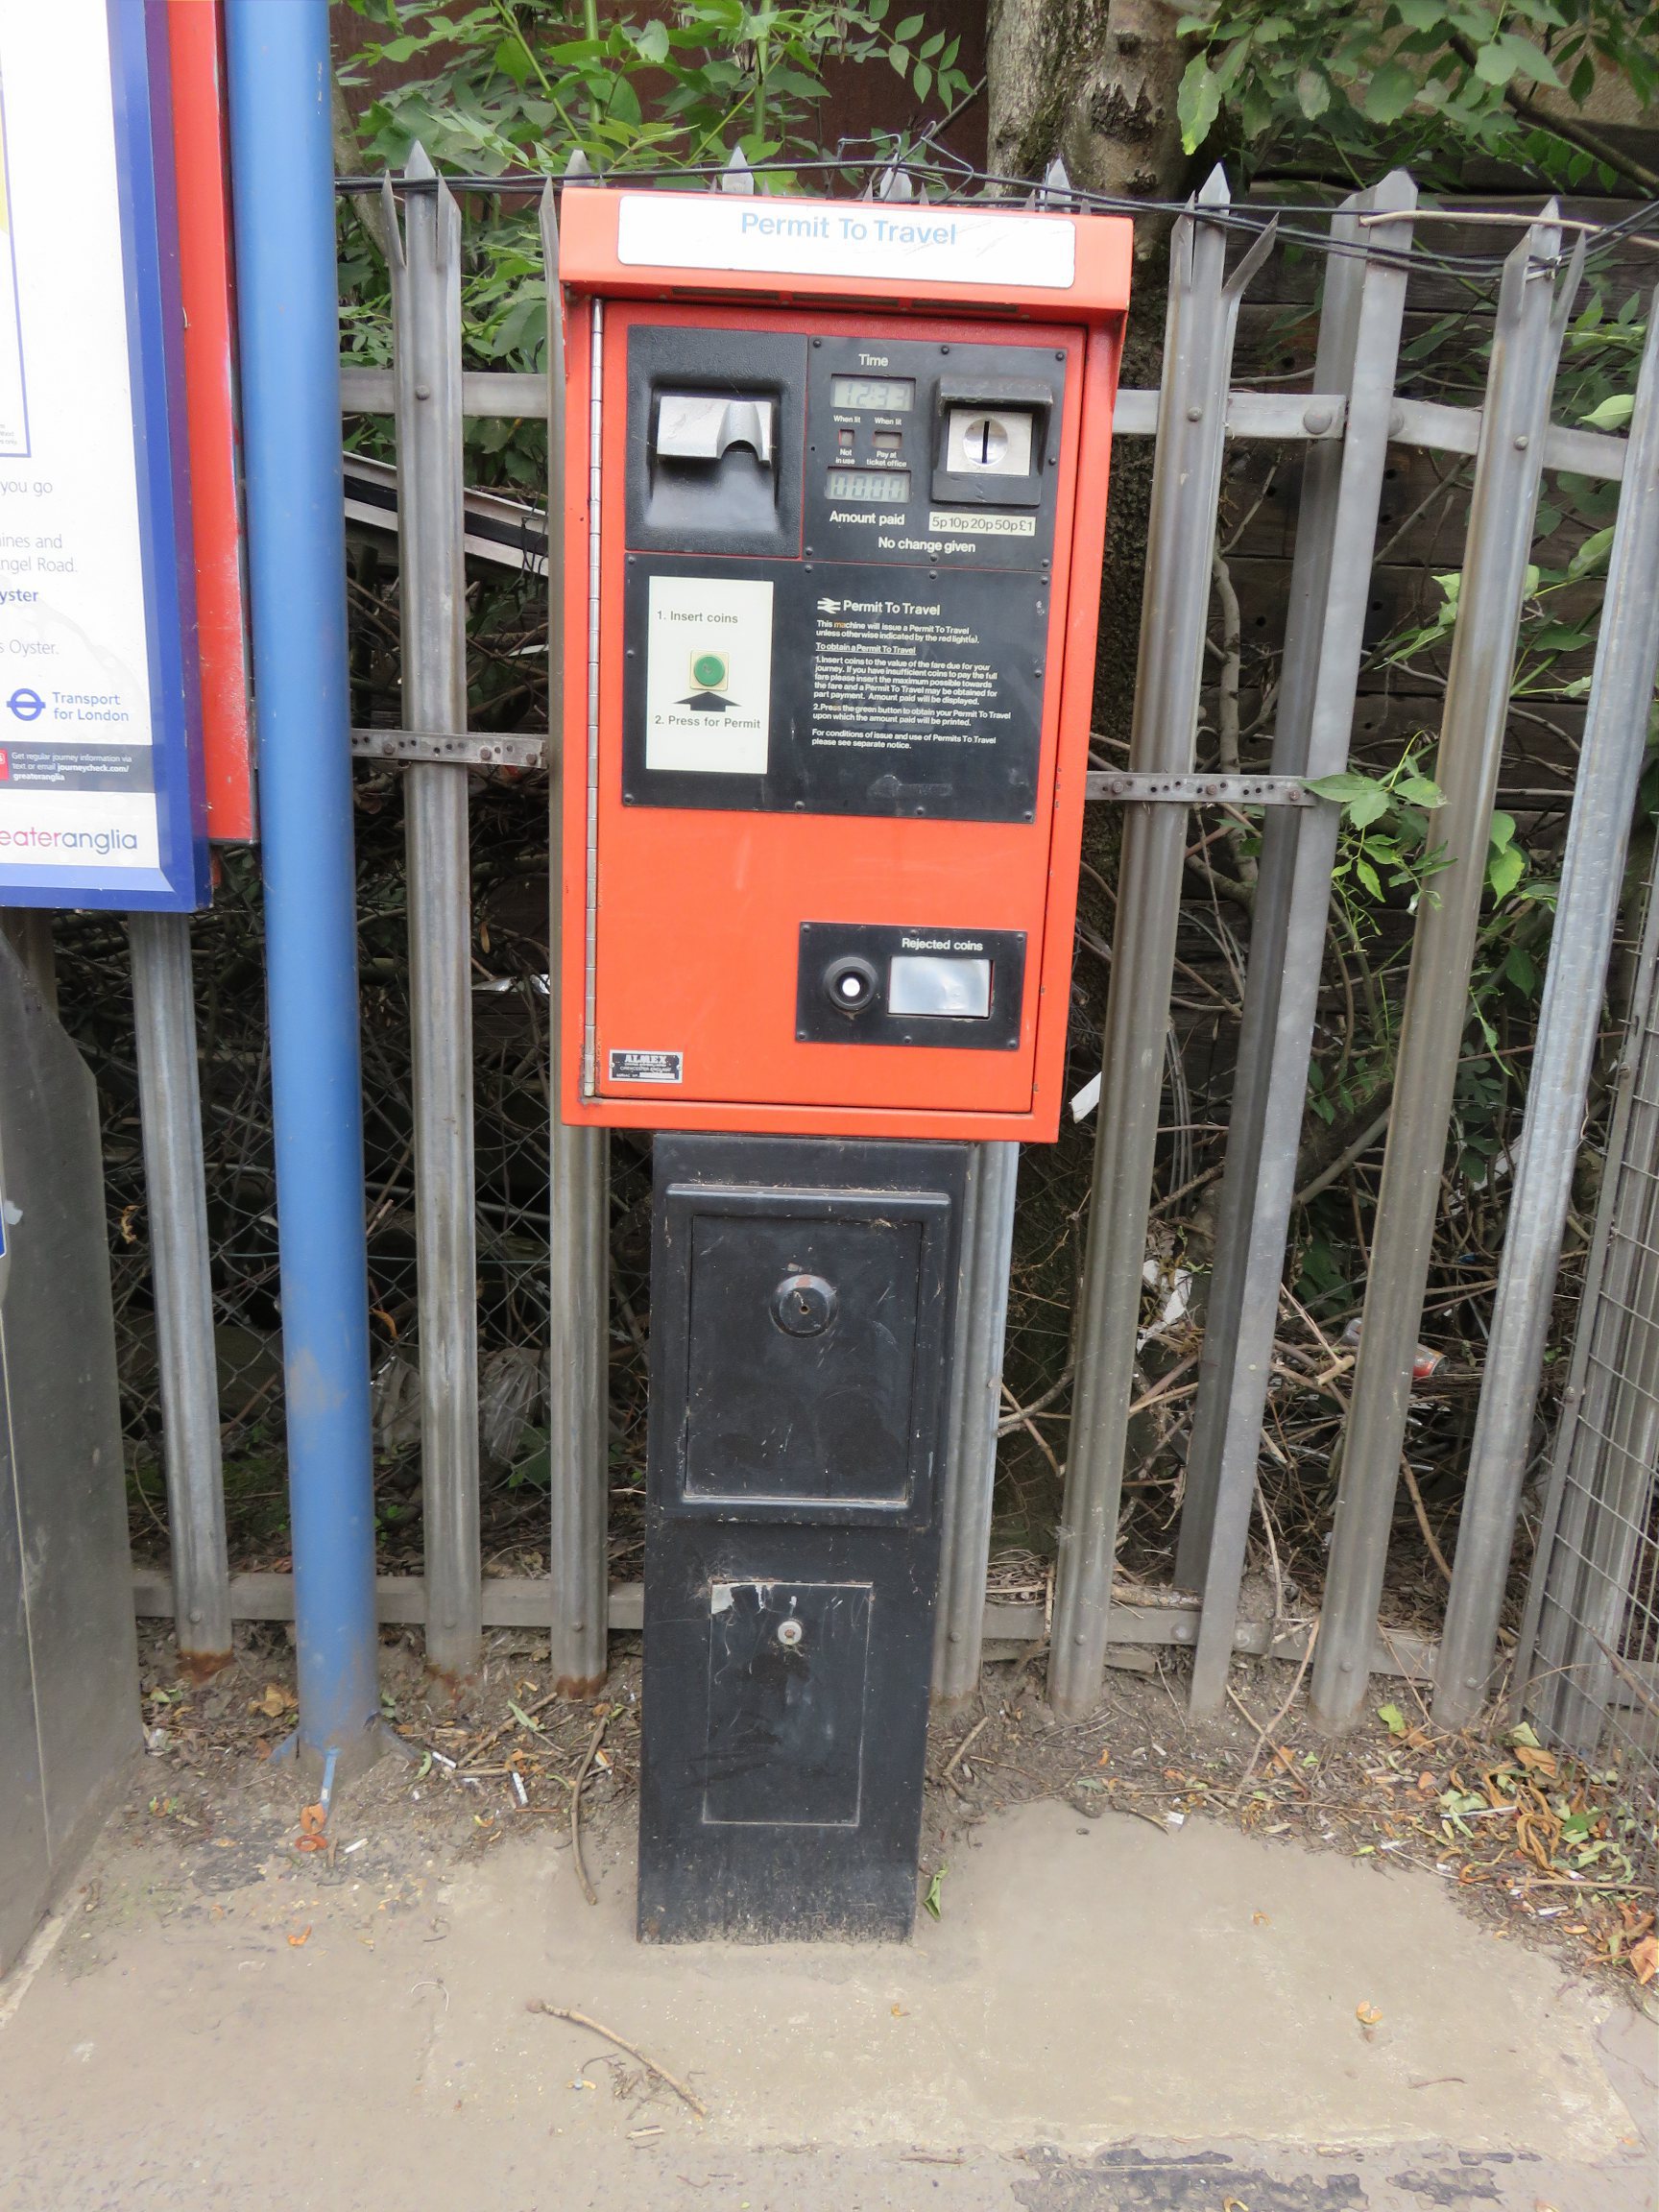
[1524,842,1659,1854]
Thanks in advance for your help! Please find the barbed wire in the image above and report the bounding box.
[334,138,1659,284]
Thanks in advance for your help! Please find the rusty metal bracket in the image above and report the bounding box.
[1085,771,1317,806]
[350,728,547,769]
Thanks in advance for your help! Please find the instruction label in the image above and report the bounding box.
[625,561,1046,822]
[643,573,773,776]
[810,594,1007,756]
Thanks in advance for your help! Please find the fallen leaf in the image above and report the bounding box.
[248,1683,296,1719]
[1096,1747,1111,1766]
[1512,1743,1558,1778]
[1252,1911,1270,1927]
[1223,2199,1251,2212]
[1417,1771,1436,1793]
[1377,1704,1407,1739]
[890,2003,907,2017]
[287,1926,312,1948]
[1630,1935,1658,1986]
[1356,2002,1382,2026]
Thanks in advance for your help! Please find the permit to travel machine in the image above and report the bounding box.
[559,185,1130,1939]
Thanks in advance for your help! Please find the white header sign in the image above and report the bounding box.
[616,194,1077,292]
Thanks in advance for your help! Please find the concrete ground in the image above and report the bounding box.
[0,1783,1651,2211]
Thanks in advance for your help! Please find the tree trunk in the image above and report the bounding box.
[986,0,1190,220]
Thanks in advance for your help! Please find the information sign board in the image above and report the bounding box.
[0,0,208,910]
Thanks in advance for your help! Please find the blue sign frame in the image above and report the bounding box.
[0,0,208,911]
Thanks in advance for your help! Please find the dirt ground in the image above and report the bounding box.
[0,1626,1652,2212]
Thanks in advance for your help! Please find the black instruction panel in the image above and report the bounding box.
[621,330,1066,825]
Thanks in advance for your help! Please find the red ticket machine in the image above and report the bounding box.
[557,186,1130,1940]
[558,188,1130,1142]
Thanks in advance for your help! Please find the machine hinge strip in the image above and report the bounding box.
[583,299,604,1098]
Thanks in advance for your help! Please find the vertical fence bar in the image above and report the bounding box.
[1048,173,1275,1720]
[1434,292,1659,1727]
[0,912,56,1014]
[226,0,384,1775]
[1178,174,1415,1716]
[390,148,481,1680]
[129,911,231,1671]
[541,183,610,1696]
[933,1141,1020,1707]
[1310,211,1582,1730]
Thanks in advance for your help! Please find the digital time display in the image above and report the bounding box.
[825,468,911,505]
[830,375,915,412]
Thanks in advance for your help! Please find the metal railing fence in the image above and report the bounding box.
[36,157,1659,1740]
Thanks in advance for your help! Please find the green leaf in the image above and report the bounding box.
[1348,787,1391,829]
[1307,771,1377,802]
[1472,36,1517,81]
[887,43,910,73]
[1492,31,1562,84]
[1355,856,1382,900]
[1489,811,1516,851]
[1363,60,1418,119]
[1378,1703,1407,1737]
[893,11,926,38]
[1178,57,1224,152]
[1503,943,1538,992]
[1469,30,1560,85]
[913,59,931,97]
[1393,0,1446,26]
[923,1862,948,1919]
[1488,843,1526,900]
[1395,772,1446,808]
[1567,524,1617,578]
[1295,66,1332,119]
[634,18,669,62]
[1580,390,1634,442]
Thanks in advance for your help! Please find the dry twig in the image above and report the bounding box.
[943,1714,992,1781]
[526,2001,707,2119]
[1233,1617,1320,1800]
[570,1705,611,1906]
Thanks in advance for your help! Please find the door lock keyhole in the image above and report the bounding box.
[771,1271,838,1337]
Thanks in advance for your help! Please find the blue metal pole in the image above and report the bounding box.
[225,0,382,1775]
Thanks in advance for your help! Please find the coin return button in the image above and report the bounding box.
[887,954,992,1019]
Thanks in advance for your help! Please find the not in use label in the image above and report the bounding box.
[609,1047,683,1085]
